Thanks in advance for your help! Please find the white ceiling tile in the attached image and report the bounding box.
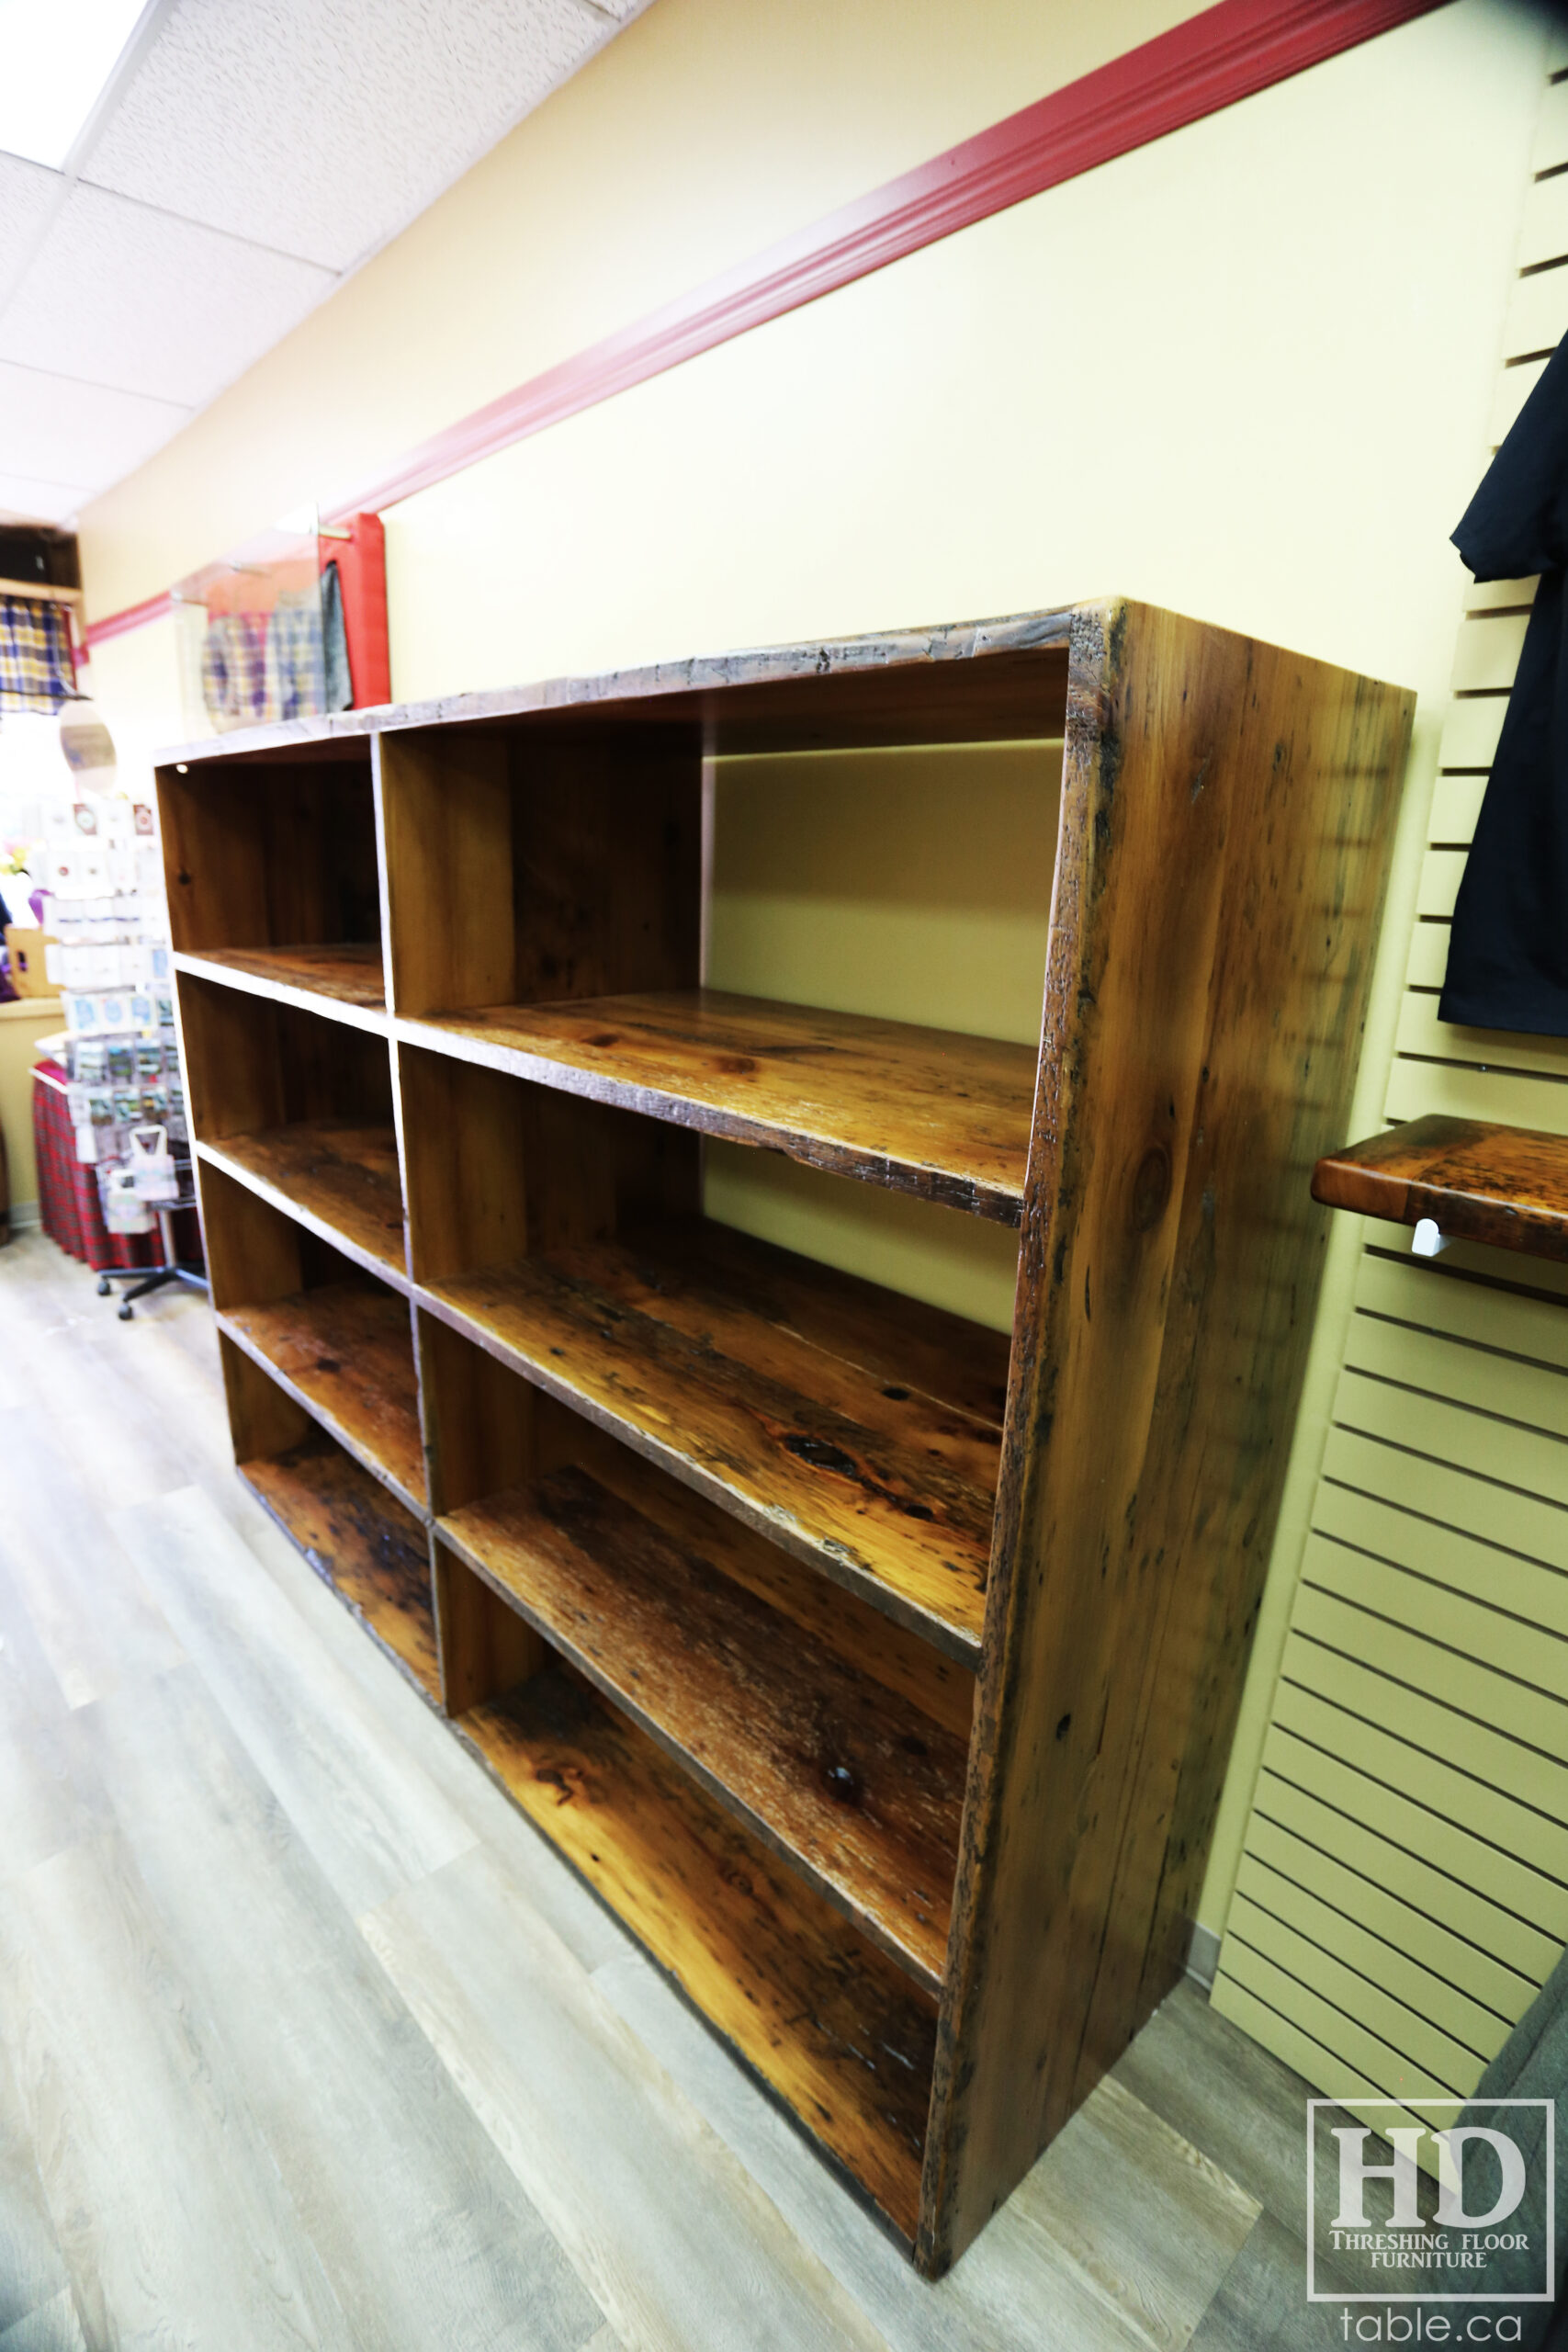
[85,0,611,272]
[0,357,191,492]
[0,150,62,251]
[0,184,334,408]
[0,472,95,526]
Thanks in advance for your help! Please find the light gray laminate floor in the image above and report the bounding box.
[0,1230,1342,2349]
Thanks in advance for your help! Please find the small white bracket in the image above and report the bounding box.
[1412,1217,1450,1259]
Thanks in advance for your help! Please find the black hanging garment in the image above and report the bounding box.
[1441,335,1568,1037]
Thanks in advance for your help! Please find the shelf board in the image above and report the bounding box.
[198,1121,408,1288]
[175,943,387,1029]
[220,1280,426,1513]
[423,1217,1006,1664]
[1313,1114,1568,1262]
[241,1431,438,1701]
[401,989,1034,1223]
[460,1660,935,2241]
[443,1450,966,1990]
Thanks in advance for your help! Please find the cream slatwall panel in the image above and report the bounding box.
[1213,51,1568,2146]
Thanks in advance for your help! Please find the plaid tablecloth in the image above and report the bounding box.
[31,1060,203,1274]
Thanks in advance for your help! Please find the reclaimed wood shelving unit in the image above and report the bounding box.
[159,599,1411,2274]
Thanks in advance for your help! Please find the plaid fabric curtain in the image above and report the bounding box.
[0,596,75,713]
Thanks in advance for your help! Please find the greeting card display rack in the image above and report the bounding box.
[158,600,1410,2275]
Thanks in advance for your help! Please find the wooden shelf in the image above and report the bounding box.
[175,944,386,1026]
[197,1121,407,1288]
[442,1448,966,1990]
[220,1279,426,1513]
[242,1430,438,1702]
[1313,1114,1568,1263]
[459,1659,936,2243]
[423,1217,1006,1665]
[401,989,1034,1224]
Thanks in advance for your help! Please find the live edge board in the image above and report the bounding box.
[159,599,1412,2275]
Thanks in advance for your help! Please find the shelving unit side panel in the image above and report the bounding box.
[922,602,1413,2273]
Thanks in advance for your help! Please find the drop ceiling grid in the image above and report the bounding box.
[0,0,647,523]
[85,0,622,272]
[1210,49,1568,2153]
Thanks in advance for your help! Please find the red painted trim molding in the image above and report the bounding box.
[85,586,174,648]
[87,0,1446,647]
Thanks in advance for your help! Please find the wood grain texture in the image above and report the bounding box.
[159,756,380,956]
[400,989,1033,1223]
[434,1544,546,1718]
[241,1433,440,1702]
[174,944,387,1018]
[375,729,514,1019]
[422,1217,1001,1664]
[457,1659,938,2245]
[198,1121,408,1288]
[1313,1113,1568,1261]
[921,601,1411,2270]
[441,1460,965,1990]
[417,1314,977,1739]
[220,1279,426,1512]
[157,609,1074,764]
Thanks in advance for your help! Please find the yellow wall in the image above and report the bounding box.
[77,0,1205,619]
[75,0,1551,1945]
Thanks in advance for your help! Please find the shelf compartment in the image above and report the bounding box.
[457,1652,936,2241]
[1313,1114,1568,1262]
[220,1275,426,1514]
[197,1120,407,1287]
[442,1437,967,1990]
[423,1215,1005,1665]
[400,989,1033,1224]
[243,1426,438,1702]
[160,749,383,1020]
[175,943,386,1024]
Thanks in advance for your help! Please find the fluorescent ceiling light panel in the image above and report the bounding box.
[0,0,146,171]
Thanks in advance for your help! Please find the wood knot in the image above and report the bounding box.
[1129,1144,1172,1234]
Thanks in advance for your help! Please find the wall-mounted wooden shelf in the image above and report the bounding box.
[163,599,1411,2273]
[1313,1114,1568,1262]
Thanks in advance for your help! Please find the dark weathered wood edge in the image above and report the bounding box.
[414,1283,985,1671]
[173,950,390,1036]
[437,1506,951,1996]
[219,1306,431,1521]
[195,1136,412,1295]
[152,605,1085,766]
[236,1458,442,1705]
[393,1015,1025,1226]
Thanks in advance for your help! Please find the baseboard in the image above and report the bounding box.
[3,1201,40,1236]
[1186,1921,1222,1992]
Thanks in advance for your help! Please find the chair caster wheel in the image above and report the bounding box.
[118,1303,134,1321]
[97,1276,112,1295]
